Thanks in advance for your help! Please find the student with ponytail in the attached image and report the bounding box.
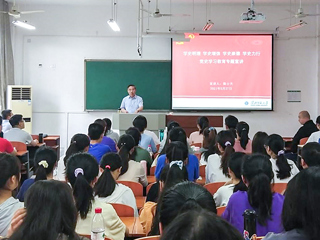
[200,127,218,166]
[63,133,90,166]
[17,147,57,202]
[66,153,126,240]
[0,153,23,236]
[214,152,247,207]
[117,134,148,186]
[222,154,284,236]
[234,121,252,153]
[265,134,299,183]
[206,130,235,183]
[94,152,138,216]
[189,116,209,144]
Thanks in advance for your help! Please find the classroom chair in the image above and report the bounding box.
[146,182,156,195]
[216,206,226,217]
[191,143,202,148]
[299,137,308,145]
[117,181,143,196]
[11,141,30,178]
[203,182,226,195]
[110,203,134,217]
[272,183,287,195]
[150,166,156,176]
[135,235,160,240]
[199,165,205,178]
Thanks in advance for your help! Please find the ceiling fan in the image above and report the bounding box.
[143,0,190,18]
[285,0,320,19]
[0,0,44,19]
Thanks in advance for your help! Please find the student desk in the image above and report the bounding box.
[31,135,60,160]
[283,137,293,151]
[121,217,146,238]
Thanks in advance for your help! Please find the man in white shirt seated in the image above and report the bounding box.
[4,114,38,146]
[306,115,320,144]
[1,109,13,134]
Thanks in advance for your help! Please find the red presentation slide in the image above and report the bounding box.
[172,34,273,110]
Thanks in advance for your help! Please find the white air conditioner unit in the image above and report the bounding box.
[7,85,32,134]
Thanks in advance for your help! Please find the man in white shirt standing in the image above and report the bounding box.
[120,84,143,113]
[1,109,13,134]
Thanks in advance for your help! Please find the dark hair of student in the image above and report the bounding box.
[63,133,90,166]
[88,123,104,140]
[160,209,243,240]
[125,127,141,160]
[236,121,250,150]
[9,180,80,240]
[1,109,12,120]
[282,166,320,240]
[301,142,320,167]
[217,130,235,176]
[159,181,217,231]
[252,131,269,156]
[9,114,23,127]
[0,116,2,126]
[103,118,112,131]
[316,115,320,125]
[127,84,136,89]
[197,116,209,134]
[94,118,107,135]
[265,134,291,180]
[160,127,188,156]
[94,152,122,198]
[228,152,247,193]
[66,153,99,219]
[242,154,274,226]
[225,115,238,129]
[117,134,135,175]
[34,147,57,182]
[202,127,218,162]
[0,153,20,189]
[132,115,148,132]
[166,141,188,164]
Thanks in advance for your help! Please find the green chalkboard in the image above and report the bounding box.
[85,60,172,110]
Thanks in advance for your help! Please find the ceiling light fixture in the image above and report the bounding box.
[108,0,120,32]
[286,20,307,31]
[12,20,36,30]
[203,20,214,31]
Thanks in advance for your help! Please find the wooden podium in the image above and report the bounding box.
[112,113,166,135]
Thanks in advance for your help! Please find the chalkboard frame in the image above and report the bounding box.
[85,59,172,111]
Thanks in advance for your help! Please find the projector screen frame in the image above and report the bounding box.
[170,33,274,112]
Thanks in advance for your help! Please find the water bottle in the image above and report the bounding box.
[159,129,164,142]
[243,209,257,240]
[91,207,105,240]
[147,144,153,156]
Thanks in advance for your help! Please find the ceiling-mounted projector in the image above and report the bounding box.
[240,0,265,23]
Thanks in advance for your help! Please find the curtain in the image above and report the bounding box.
[0,0,14,110]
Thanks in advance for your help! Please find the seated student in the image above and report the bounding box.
[214,152,247,207]
[1,109,13,134]
[160,209,243,240]
[66,152,127,240]
[16,147,57,202]
[125,127,153,167]
[189,116,209,144]
[4,114,38,146]
[140,162,188,234]
[225,115,238,138]
[306,115,320,143]
[0,153,23,237]
[200,127,218,166]
[265,134,299,183]
[264,166,320,240]
[6,180,89,240]
[0,117,16,155]
[252,131,269,156]
[300,142,320,169]
[63,133,90,166]
[94,152,138,217]
[159,121,180,153]
[206,130,234,183]
[156,182,216,235]
[222,154,284,236]
[155,127,199,182]
[88,123,111,163]
[117,134,148,186]
[94,119,117,152]
[133,115,157,153]
[234,121,252,153]
[103,118,120,143]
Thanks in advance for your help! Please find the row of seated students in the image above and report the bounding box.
[2,111,320,239]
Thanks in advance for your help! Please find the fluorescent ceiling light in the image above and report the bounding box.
[286,20,307,31]
[12,20,36,30]
[107,19,120,32]
[203,20,214,31]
